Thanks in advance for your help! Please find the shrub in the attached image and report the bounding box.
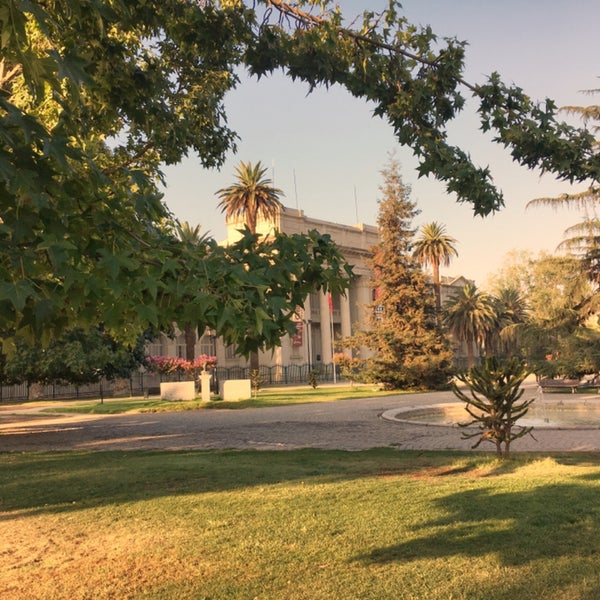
[145,355,217,379]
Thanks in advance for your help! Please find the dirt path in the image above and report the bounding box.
[2,388,600,453]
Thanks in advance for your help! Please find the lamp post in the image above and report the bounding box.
[303,319,312,370]
[208,328,217,393]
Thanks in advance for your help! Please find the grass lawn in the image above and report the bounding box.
[40,385,403,414]
[3,449,600,599]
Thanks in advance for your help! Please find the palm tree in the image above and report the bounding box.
[413,222,458,315]
[443,283,496,368]
[216,161,284,234]
[176,220,208,246]
[558,217,600,286]
[216,161,284,371]
[526,91,600,306]
[176,220,210,361]
[489,286,529,357]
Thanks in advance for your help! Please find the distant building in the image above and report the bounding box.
[147,206,474,376]
[225,206,378,369]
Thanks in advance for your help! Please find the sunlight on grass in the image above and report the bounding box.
[41,385,403,415]
[3,450,600,599]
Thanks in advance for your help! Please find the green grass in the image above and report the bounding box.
[41,384,403,414]
[3,449,600,599]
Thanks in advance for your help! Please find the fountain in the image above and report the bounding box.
[385,387,600,430]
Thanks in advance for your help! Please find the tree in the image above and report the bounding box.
[488,286,529,358]
[560,218,600,290]
[443,283,496,368]
[3,0,600,351]
[527,89,600,215]
[453,357,535,459]
[526,90,600,313]
[6,328,147,400]
[216,160,284,370]
[175,221,211,361]
[349,157,453,389]
[216,161,284,234]
[413,222,458,316]
[180,228,353,358]
[488,251,596,377]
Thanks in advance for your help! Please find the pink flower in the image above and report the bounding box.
[145,355,217,376]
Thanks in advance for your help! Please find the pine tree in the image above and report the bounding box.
[355,158,453,389]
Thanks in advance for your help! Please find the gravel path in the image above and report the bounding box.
[2,386,600,453]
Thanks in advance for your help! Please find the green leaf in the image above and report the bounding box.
[0,280,35,312]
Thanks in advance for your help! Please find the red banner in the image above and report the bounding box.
[291,320,303,346]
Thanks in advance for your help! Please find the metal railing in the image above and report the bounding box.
[0,364,341,402]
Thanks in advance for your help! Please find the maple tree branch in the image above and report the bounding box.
[266,0,479,93]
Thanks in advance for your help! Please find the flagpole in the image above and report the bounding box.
[329,293,336,384]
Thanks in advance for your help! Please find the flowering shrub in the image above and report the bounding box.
[145,356,188,376]
[191,354,217,372]
[145,355,217,378]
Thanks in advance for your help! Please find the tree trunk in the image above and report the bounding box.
[433,262,441,311]
[432,262,442,327]
[184,324,196,361]
[249,351,259,372]
[467,336,475,368]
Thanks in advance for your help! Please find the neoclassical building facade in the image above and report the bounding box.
[147,206,474,373]
[227,206,379,369]
[147,206,379,371]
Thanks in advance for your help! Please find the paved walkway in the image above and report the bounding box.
[2,384,600,453]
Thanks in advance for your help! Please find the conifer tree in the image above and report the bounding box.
[353,158,453,389]
[453,356,535,459]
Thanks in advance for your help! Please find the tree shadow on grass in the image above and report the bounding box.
[357,472,600,598]
[357,476,600,568]
[0,448,496,517]
[362,481,600,566]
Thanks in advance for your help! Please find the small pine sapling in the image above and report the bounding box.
[308,369,320,389]
[249,369,263,398]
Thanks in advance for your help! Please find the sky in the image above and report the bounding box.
[160,0,600,287]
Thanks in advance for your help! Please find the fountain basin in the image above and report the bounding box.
[384,399,600,429]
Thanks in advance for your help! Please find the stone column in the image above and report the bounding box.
[340,292,352,356]
[319,291,333,363]
[200,371,211,402]
[356,275,374,359]
[302,299,313,366]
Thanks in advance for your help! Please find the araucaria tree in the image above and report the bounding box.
[355,158,453,389]
[453,357,535,459]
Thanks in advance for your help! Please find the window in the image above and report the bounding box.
[198,334,214,356]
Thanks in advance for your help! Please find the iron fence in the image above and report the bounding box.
[0,363,341,402]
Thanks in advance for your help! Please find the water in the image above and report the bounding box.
[395,400,600,429]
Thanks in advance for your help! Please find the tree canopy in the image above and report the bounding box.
[217,161,284,233]
[2,0,599,351]
[349,157,452,389]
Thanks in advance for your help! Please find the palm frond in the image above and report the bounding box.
[526,186,600,211]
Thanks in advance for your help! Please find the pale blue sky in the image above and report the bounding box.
[161,0,600,286]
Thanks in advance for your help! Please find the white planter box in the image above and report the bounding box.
[220,379,252,401]
[160,381,196,401]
